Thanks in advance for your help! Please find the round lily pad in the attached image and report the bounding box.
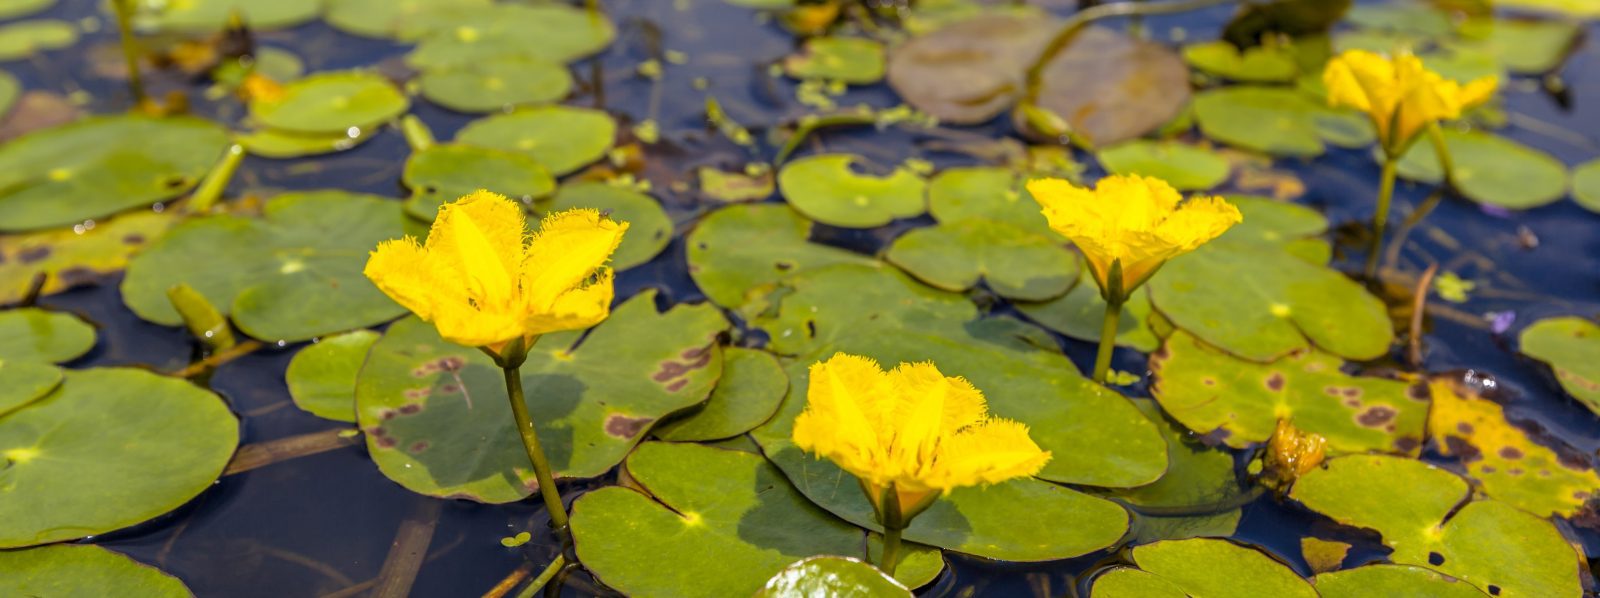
[1032,26,1191,147]
[757,556,911,597]
[401,143,555,221]
[0,544,191,597]
[0,361,59,418]
[1151,330,1426,454]
[1572,159,1600,213]
[325,0,493,39]
[886,14,1060,124]
[238,125,376,159]
[455,106,616,176]
[1096,140,1231,191]
[249,70,408,135]
[1390,129,1567,209]
[0,307,95,363]
[653,347,787,441]
[0,0,54,20]
[0,70,19,117]
[777,154,926,228]
[1315,564,1489,598]
[784,36,885,84]
[0,367,239,548]
[685,203,875,308]
[885,217,1078,301]
[1095,538,1317,598]
[418,57,573,113]
[1016,269,1160,352]
[0,20,75,61]
[403,3,615,69]
[1194,86,1327,157]
[285,329,379,423]
[121,190,411,342]
[546,181,672,271]
[1290,455,1584,598]
[0,210,176,304]
[1182,40,1298,83]
[0,115,229,232]
[744,263,980,357]
[1459,17,1579,75]
[572,443,937,597]
[1518,316,1600,414]
[355,291,727,503]
[131,0,320,31]
[1099,400,1243,543]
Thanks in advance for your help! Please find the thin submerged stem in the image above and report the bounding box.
[501,365,572,541]
[878,483,904,577]
[1093,296,1123,383]
[110,0,147,106]
[1365,156,1399,279]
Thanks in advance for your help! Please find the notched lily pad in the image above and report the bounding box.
[418,57,573,113]
[286,330,380,423]
[1518,316,1600,412]
[1032,26,1191,147]
[249,70,408,135]
[121,190,410,342]
[784,36,885,84]
[885,217,1078,301]
[653,347,787,442]
[778,154,926,228]
[401,143,555,222]
[1093,538,1317,598]
[0,307,95,364]
[455,105,616,176]
[686,203,874,308]
[546,181,672,271]
[355,291,727,503]
[1391,129,1567,209]
[0,544,191,597]
[1151,330,1426,454]
[1096,140,1231,191]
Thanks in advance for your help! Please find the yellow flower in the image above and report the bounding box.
[364,190,628,354]
[1027,175,1241,299]
[1323,49,1497,154]
[791,353,1051,513]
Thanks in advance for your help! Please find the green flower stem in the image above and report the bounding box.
[1093,295,1124,383]
[186,144,244,214]
[1365,156,1399,279]
[1426,123,1457,189]
[110,0,146,106]
[878,483,904,577]
[501,364,572,546]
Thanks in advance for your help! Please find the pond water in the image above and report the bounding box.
[4,0,1600,596]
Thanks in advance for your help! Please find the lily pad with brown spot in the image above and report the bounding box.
[1151,330,1427,454]
[1030,27,1192,147]
[354,291,727,503]
[0,210,175,304]
[1518,316,1600,413]
[653,347,788,442]
[686,203,875,308]
[886,14,1060,125]
[1427,376,1600,517]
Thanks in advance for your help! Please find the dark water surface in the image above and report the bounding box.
[17,0,1600,595]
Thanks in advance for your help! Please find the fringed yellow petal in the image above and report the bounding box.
[365,237,440,320]
[523,267,616,337]
[932,419,1052,490]
[428,191,526,310]
[1323,49,1499,152]
[523,208,628,310]
[792,353,895,486]
[431,300,524,348]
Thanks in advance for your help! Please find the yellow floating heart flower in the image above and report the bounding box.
[792,352,1050,574]
[364,190,628,356]
[1322,49,1497,154]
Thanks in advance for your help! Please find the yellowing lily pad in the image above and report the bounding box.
[784,36,885,84]
[121,190,410,342]
[1572,159,1600,213]
[1497,0,1600,17]
[1391,129,1568,209]
[885,217,1078,301]
[1151,330,1427,453]
[130,0,319,31]
[1032,26,1192,147]
[0,544,191,597]
[0,307,95,364]
[401,143,555,222]
[0,20,75,61]
[325,0,493,39]
[1518,316,1600,411]
[778,154,926,228]
[249,71,408,135]
[546,181,672,271]
[418,57,573,113]
[886,14,1060,124]
[653,347,787,442]
[354,291,727,503]
[0,0,54,20]
[455,105,616,176]
[1315,564,1488,598]
[0,210,175,303]
[572,443,939,597]
[757,556,911,597]
[686,203,874,308]
[1094,538,1317,598]
[1182,40,1299,82]
[0,115,228,232]
[1290,455,1585,598]
[0,368,239,548]
[285,330,379,423]
[1096,140,1232,191]
[403,3,615,69]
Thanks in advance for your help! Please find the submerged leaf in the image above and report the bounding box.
[886,14,1059,125]
[1031,27,1191,147]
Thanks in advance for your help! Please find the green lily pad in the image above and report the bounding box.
[1345,3,1455,36]
[757,556,911,597]
[927,166,1054,236]
[455,106,616,176]
[0,368,239,548]
[249,70,408,135]
[778,154,926,228]
[1095,538,1316,598]
[784,36,885,84]
[1100,399,1243,543]
[121,190,410,342]
[401,143,555,222]
[1518,316,1600,414]
[698,166,774,203]
[1391,129,1568,209]
[0,544,191,597]
[1032,26,1192,147]
[546,181,672,271]
[0,0,54,20]
[1096,140,1231,191]
[742,263,980,357]
[885,217,1078,301]
[1182,40,1299,82]
[653,347,786,442]
[1290,455,1584,598]
[285,330,379,423]
[0,210,176,304]
[404,3,615,69]
[886,14,1060,124]
[1498,0,1600,17]
[1090,569,1189,597]
[1016,269,1159,352]
[1194,86,1327,157]
[1572,159,1600,213]
[355,291,727,503]
[0,361,59,418]
[0,70,19,117]
[325,0,493,38]
[572,443,937,596]
[0,20,75,61]
[237,125,376,159]
[685,203,875,308]
[1151,330,1426,453]
[0,307,95,363]
[418,57,573,113]
[0,115,229,232]
[1459,17,1579,75]
[1315,564,1488,598]
[131,0,319,31]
